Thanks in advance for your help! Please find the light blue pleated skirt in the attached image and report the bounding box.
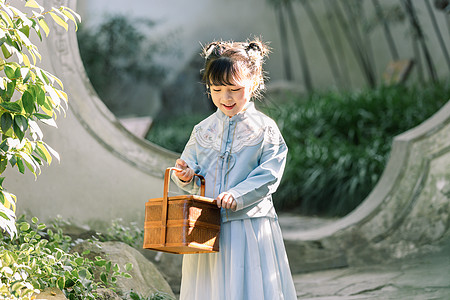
[179,217,297,300]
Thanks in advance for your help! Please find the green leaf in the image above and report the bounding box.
[33,113,52,120]
[0,157,6,173]
[1,44,12,59]
[113,263,119,272]
[57,276,65,290]
[125,263,133,272]
[100,272,108,285]
[36,88,45,106]
[14,114,28,133]
[6,81,16,99]
[0,102,21,113]
[31,216,38,224]
[75,257,84,266]
[94,259,106,267]
[1,112,13,132]
[105,261,112,273]
[22,91,35,114]
[16,157,25,173]
[19,25,30,38]
[20,222,30,231]
[4,65,15,79]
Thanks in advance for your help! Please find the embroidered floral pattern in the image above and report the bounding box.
[188,122,222,151]
[188,114,281,153]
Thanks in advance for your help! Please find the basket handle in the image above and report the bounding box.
[163,167,205,199]
[160,167,206,245]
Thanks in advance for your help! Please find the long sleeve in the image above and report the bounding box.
[228,133,288,211]
[170,127,202,195]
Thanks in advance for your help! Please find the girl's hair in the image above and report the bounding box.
[201,38,269,99]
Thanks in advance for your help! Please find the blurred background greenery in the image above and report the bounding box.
[77,0,450,217]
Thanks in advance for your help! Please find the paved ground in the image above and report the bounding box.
[278,214,450,300]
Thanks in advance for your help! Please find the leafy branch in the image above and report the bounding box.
[0,0,79,238]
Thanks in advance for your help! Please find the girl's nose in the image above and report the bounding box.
[224,90,233,101]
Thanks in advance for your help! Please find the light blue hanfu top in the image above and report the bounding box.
[172,101,288,223]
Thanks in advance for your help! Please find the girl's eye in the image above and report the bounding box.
[231,88,241,92]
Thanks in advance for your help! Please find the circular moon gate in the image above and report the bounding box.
[12,0,450,272]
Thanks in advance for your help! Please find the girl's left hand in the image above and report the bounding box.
[216,192,237,211]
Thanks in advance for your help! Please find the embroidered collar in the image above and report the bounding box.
[215,101,256,122]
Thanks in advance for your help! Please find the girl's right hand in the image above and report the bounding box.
[174,159,194,182]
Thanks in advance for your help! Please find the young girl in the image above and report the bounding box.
[172,39,297,300]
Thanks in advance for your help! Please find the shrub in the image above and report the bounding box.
[0,216,131,300]
[145,82,449,216]
[273,82,449,216]
[146,113,208,153]
[0,0,79,237]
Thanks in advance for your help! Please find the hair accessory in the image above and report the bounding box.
[204,41,225,59]
[246,42,262,53]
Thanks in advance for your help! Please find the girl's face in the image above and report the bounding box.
[209,82,253,117]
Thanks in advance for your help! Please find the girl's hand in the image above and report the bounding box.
[174,159,194,182]
[216,192,237,211]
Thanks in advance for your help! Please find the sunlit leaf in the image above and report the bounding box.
[49,11,68,31]
[37,18,49,37]
[1,44,12,59]
[25,0,44,11]
[44,143,60,162]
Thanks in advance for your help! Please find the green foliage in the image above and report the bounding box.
[128,290,176,300]
[0,216,131,300]
[0,0,79,237]
[273,82,449,216]
[147,82,449,216]
[77,15,169,115]
[146,113,208,153]
[98,218,144,249]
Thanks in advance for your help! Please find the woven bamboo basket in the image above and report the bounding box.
[143,168,220,254]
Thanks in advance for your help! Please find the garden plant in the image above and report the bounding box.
[0,0,78,237]
[0,1,139,299]
[146,82,449,216]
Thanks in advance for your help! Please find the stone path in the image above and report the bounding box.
[278,214,450,299]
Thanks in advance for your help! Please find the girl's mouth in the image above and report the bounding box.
[223,103,236,110]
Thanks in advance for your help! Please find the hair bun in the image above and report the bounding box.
[245,40,269,60]
[203,41,226,59]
